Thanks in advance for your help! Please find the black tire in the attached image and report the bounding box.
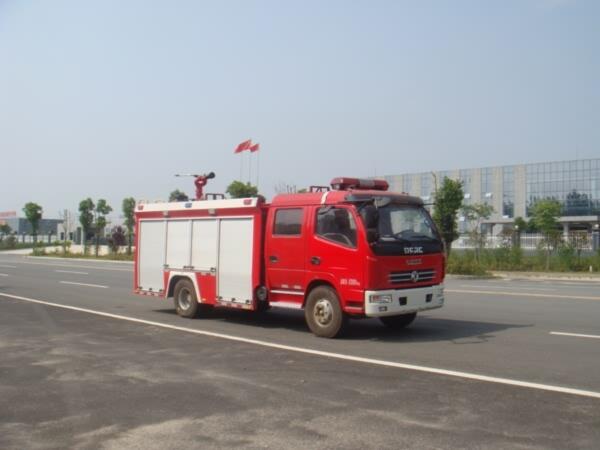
[305,286,347,338]
[173,278,199,318]
[379,312,417,330]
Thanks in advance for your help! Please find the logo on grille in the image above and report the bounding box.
[410,271,419,282]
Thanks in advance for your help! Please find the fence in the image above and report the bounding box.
[453,232,598,252]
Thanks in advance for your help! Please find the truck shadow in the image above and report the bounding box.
[153,307,530,343]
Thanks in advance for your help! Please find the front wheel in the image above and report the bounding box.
[173,279,199,318]
[305,286,347,338]
[379,312,417,330]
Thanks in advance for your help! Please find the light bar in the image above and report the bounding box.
[330,177,389,191]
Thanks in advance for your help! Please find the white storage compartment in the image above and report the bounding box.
[191,219,218,271]
[165,220,191,269]
[218,218,254,303]
[138,220,167,292]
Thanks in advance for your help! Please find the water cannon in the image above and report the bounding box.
[175,172,216,200]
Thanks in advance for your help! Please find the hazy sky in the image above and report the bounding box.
[1,0,598,220]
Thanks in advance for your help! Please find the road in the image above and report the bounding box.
[1,254,599,449]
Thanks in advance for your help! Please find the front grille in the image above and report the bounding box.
[389,268,436,284]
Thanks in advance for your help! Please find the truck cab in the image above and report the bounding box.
[264,177,445,337]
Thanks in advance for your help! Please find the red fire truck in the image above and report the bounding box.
[134,175,445,338]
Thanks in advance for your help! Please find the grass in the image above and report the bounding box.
[448,247,600,276]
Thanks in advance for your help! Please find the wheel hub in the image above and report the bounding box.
[314,298,333,326]
[178,288,192,310]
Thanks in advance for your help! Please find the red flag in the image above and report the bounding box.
[249,143,260,152]
[234,139,252,154]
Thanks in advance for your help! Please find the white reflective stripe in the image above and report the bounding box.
[3,292,600,400]
[270,290,305,296]
[320,191,330,204]
[269,301,303,310]
[138,198,258,212]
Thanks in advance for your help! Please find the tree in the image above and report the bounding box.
[529,198,562,270]
[122,197,136,255]
[79,198,95,255]
[432,177,463,255]
[0,223,12,239]
[169,190,189,202]
[514,216,538,233]
[94,199,113,257]
[23,202,43,242]
[106,226,127,254]
[514,216,527,232]
[461,203,494,263]
[226,180,259,198]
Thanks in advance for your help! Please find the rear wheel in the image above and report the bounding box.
[173,279,199,318]
[305,286,347,338]
[379,312,417,330]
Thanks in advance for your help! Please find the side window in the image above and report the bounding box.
[273,208,303,236]
[316,207,357,248]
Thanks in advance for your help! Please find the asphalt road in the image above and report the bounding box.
[1,254,599,449]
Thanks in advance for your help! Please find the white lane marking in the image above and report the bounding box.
[59,281,109,289]
[0,273,8,277]
[459,284,554,292]
[550,332,600,340]
[447,289,600,301]
[0,264,17,268]
[1,292,600,400]
[5,260,131,272]
[55,270,89,275]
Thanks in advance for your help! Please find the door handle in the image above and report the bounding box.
[269,255,279,263]
[310,256,321,265]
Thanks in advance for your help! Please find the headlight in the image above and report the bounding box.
[369,294,392,304]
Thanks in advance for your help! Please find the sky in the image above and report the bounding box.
[1,0,599,220]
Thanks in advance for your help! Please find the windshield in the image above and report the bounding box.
[377,205,438,241]
[358,203,442,256]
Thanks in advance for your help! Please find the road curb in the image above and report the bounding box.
[489,271,600,282]
[25,256,134,265]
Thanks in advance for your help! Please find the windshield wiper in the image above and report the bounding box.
[406,233,437,241]
[380,234,410,243]
[393,232,436,242]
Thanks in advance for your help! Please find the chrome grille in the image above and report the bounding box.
[389,268,436,284]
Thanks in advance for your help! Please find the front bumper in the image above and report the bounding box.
[364,284,444,317]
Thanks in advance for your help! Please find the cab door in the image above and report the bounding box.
[306,206,364,309]
[265,207,306,305]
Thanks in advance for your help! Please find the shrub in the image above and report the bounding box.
[447,251,489,276]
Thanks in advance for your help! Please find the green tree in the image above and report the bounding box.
[514,216,527,232]
[94,199,113,257]
[226,180,259,198]
[122,197,136,255]
[169,189,189,202]
[106,225,127,254]
[432,177,464,255]
[79,198,95,255]
[461,203,494,263]
[23,202,43,242]
[530,198,562,270]
[514,216,538,232]
[0,223,12,238]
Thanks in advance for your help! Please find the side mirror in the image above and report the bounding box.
[366,229,379,244]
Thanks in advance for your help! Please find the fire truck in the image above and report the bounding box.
[134,174,445,338]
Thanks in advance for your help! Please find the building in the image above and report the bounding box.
[0,211,63,237]
[382,158,600,235]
